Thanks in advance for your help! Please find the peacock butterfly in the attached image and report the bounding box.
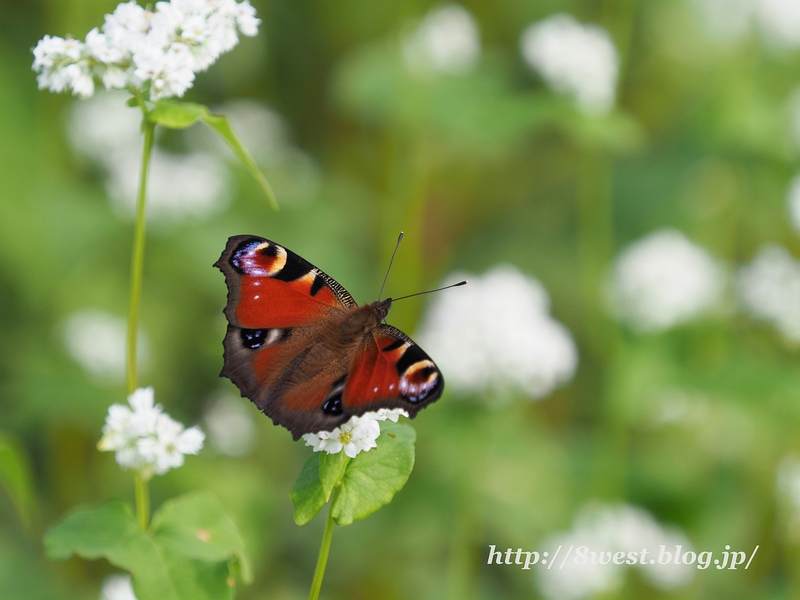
[214,235,444,440]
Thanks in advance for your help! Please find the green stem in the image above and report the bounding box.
[134,471,150,530]
[308,492,337,600]
[126,118,155,395]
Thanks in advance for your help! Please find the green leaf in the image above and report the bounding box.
[151,491,252,584]
[0,434,36,528]
[44,502,177,600]
[44,493,252,600]
[147,100,279,210]
[148,100,211,129]
[291,452,325,526]
[331,421,416,526]
[291,449,351,526]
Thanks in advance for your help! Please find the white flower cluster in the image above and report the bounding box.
[68,91,229,223]
[691,0,800,49]
[537,504,695,599]
[98,387,204,477]
[302,409,408,459]
[32,0,260,99]
[418,265,578,400]
[736,245,800,342]
[520,13,619,115]
[608,229,725,332]
[402,4,481,76]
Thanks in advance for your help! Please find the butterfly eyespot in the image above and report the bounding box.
[321,393,343,415]
[230,239,287,277]
[399,360,439,403]
[240,328,267,349]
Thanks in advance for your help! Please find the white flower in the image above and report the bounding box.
[302,409,408,458]
[418,265,578,400]
[537,503,695,600]
[32,0,261,99]
[787,174,800,231]
[98,387,204,476]
[690,0,800,49]
[402,4,481,76]
[520,13,619,115]
[689,0,754,41]
[100,573,137,600]
[203,394,257,456]
[63,309,147,382]
[777,456,800,513]
[608,229,725,332]
[753,0,800,49]
[736,244,800,342]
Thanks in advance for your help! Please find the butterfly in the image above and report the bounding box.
[214,235,444,440]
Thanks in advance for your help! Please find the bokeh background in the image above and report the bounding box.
[4,0,800,598]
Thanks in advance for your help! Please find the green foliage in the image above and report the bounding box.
[291,421,416,526]
[0,435,36,529]
[44,492,250,600]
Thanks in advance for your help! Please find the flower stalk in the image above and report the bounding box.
[134,471,150,530]
[308,483,342,600]
[126,116,155,395]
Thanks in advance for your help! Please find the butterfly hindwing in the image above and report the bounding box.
[341,324,444,418]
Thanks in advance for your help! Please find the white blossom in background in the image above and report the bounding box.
[787,175,800,231]
[776,456,800,514]
[753,0,800,49]
[690,0,800,49]
[203,394,257,457]
[776,456,800,539]
[100,574,137,600]
[736,245,800,342]
[537,504,695,599]
[106,147,229,222]
[609,229,725,332]
[98,387,204,477]
[32,0,260,99]
[63,309,147,382]
[67,91,230,223]
[402,4,481,76]
[520,14,619,115]
[302,409,408,458]
[187,100,321,205]
[418,265,578,400]
[689,0,754,41]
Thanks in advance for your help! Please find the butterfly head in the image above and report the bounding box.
[369,298,393,322]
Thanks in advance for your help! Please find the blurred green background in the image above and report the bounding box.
[4,0,800,598]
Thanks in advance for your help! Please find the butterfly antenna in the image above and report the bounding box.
[391,280,468,302]
[378,231,404,301]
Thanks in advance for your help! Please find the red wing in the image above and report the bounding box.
[215,235,356,330]
[341,324,444,419]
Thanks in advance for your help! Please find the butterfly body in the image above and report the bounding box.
[215,235,443,439]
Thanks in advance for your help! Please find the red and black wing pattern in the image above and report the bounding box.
[340,324,444,419]
[214,235,356,427]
